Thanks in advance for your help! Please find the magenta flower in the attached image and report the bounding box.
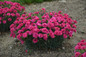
[11,13,15,17]
[48,22,54,28]
[49,32,55,38]
[8,18,12,21]
[83,52,86,57]
[38,33,43,38]
[41,28,49,34]
[7,13,10,16]
[0,21,1,24]
[23,32,27,38]
[33,39,38,43]
[3,20,6,24]
[0,17,2,20]
[42,23,47,27]
[21,40,24,44]
[54,30,62,36]
[75,52,81,57]
[74,39,86,57]
[33,33,38,38]
[16,13,20,17]
[17,34,21,39]
[43,34,48,40]
[63,34,67,39]
[25,50,28,53]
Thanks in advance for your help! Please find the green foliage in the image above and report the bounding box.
[12,0,24,5]
[0,0,53,5]
[0,0,23,5]
[76,50,86,54]
[23,0,32,4]
[44,0,52,1]
[22,0,44,4]
[33,0,44,3]
[25,36,64,50]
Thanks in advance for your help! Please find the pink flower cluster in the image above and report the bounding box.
[10,8,77,44]
[74,39,86,57]
[0,1,25,24]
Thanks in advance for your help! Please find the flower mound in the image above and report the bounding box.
[10,8,77,49]
[74,39,86,57]
[0,1,25,32]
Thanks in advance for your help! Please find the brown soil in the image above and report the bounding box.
[0,0,86,57]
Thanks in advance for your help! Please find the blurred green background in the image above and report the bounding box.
[0,0,53,5]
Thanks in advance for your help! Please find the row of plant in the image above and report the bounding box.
[0,1,25,32]
[0,1,86,57]
[0,0,53,5]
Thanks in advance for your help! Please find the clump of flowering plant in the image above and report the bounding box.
[0,1,25,32]
[74,39,86,57]
[10,8,77,49]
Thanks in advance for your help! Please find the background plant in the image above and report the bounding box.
[0,0,53,5]
[0,0,24,5]
[0,1,25,32]
[74,39,86,57]
[10,8,77,50]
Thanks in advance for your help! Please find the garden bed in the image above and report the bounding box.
[0,0,86,57]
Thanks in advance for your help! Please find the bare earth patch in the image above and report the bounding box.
[0,0,86,57]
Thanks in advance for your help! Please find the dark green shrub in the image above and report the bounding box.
[33,0,44,3]
[22,0,44,4]
[25,36,64,50]
[22,0,32,4]
[44,0,52,1]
